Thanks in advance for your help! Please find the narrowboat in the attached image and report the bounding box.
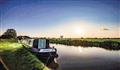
[28,38,58,65]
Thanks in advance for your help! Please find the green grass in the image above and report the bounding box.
[0,39,50,70]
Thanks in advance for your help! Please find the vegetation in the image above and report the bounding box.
[49,38,120,50]
[0,39,50,70]
[0,29,17,39]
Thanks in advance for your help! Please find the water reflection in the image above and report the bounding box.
[78,47,82,52]
[50,44,120,70]
[48,58,59,70]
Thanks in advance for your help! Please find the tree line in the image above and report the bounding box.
[0,29,31,40]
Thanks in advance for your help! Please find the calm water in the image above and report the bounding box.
[50,44,120,70]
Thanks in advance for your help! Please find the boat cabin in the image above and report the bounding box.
[31,38,56,53]
[31,38,58,65]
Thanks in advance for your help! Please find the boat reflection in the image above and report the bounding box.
[47,58,59,70]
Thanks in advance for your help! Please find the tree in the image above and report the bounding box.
[0,29,17,39]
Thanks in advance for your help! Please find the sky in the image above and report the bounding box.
[0,0,120,38]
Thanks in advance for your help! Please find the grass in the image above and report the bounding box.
[49,38,120,50]
[0,39,50,70]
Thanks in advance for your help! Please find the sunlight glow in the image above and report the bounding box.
[78,47,83,52]
[72,24,85,37]
[74,27,83,35]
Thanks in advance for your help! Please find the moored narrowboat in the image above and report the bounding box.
[30,38,58,65]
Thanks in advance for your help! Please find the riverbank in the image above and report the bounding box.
[49,38,120,50]
[0,39,50,70]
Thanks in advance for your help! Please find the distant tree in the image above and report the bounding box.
[0,29,17,39]
[60,35,63,39]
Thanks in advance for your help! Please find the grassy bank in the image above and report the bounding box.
[49,38,120,50]
[0,39,50,70]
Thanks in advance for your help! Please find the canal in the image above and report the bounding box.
[50,44,120,70]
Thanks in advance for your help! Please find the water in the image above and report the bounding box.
[50,44,120,70]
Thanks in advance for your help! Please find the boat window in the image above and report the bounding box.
[33,39,38,48]
[38,39,46,49]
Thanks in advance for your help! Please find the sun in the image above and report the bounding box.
[73,27,83,35]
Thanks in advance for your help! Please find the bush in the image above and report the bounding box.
[0,29,17,39]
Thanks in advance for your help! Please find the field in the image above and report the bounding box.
[49,38,120,50]
[0,39,50,70]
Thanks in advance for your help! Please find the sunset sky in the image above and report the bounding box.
[0,0,120,38]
